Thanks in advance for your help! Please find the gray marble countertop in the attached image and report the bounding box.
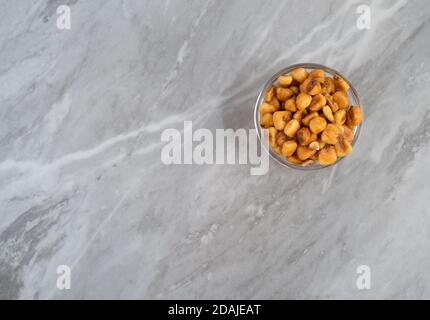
[1,0,430,299]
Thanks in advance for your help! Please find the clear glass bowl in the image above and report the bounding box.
[254,63,362,170]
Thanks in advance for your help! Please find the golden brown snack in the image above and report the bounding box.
[320,123,342,145]
[297,145,317,160]
[284,98,297,112]
[268,127,277,148]
[260,113,274,128]
[325,94,339,113]
[273,111,292,130]
[321,77,335,94]
[265,87,275,102]
[281,140,297,157]
[334,109,346,125]
[259,67,362,167]
[310,69,325,82]
[260,102,277,115]
[278,75,293,87]
[308,94,326,112]
[284,119,301,138]
[346,106,363,126]
[322,106,334,123]
[333,91,349,109]
[309,116,327,134]
[296,93,312,111]
[300,78,321,96]
[319,145,337,166]
[334,137,353,157]
[291,68,308,83]
[276,87,294,101]
[333,75,350,91]
[297,127,313,146]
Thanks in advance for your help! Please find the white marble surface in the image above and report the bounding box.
[1,0,430,299]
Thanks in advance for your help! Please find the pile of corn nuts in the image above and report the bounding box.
[259,67,363,166]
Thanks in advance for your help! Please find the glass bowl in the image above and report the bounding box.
[254,63,362,170]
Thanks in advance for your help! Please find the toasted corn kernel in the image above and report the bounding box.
[278,75,293,87]
[290,86,299,95]
[322,105,334,122]
[268,127,277,148]
[309,116,327,134]
[264,87,275,102]
[302,111,319,127]
[308,94,326,112]
[342,125,354,143]
[287,155,303,165]
[333,75,350,91]
[297,145,317,161]
[276,131,288,146]
[284,119,301,138]
[308,141,320,151]
[293,110,305,123]
[284,98,297,112]
[291,68,308,83]
[260,102,277,115]
[273,111,292,130]
[310,69,325,82]
[300,78,321,96]
[310,69,325,78]
[346,106,363,126]
[321,123,342,145]
[333,91,349,109]
[325,94,339,113]
[297,127,312,146]
[276,87,294,101]
[260,113,274,128]
[321,77,335,95]
[334,137,353,157]
[270,97,281,109]
[319,145,337,166]
[334,109,346,125]
[296,93,312,110]
[282,140,297,157]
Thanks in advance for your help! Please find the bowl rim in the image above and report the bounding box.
[254,62,362,171]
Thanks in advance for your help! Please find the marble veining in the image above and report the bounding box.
[1,0,430,299]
